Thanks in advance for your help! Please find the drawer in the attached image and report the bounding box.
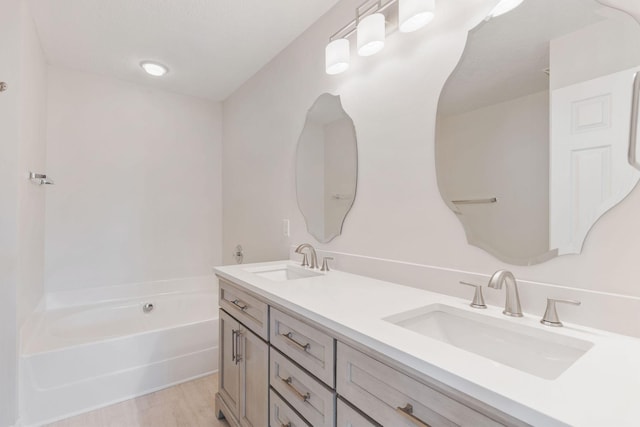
[270,388,310,427]
[337,398,379,427]
[270,308,335,387]
[219,279,268,340]
[336,342,503,427]
[271,347,335,427]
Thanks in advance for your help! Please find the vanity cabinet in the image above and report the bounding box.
[216,274,525,427]
[217,284,268,427]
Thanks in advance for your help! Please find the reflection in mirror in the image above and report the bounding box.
[296,94,358,243]
[436,0,640,265]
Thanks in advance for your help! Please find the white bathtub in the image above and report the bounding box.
[19,277,219,426]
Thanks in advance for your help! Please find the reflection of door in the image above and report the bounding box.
[550,67,640,254]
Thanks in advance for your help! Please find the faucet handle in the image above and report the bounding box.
[320,256,334,272]
[300,253,309,268]
[459,281,487,309]
[540,298,581,327]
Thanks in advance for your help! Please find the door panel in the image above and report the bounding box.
[550,67,640,253]
[219,309,240,420]
[239,326,268,427]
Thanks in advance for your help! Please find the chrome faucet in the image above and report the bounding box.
[295,243,318,269]
[488,270,523,317]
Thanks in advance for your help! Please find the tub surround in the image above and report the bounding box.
[215,260,640,426]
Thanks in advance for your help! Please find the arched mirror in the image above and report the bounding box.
[296,94,358,243]
[436,0,640,265]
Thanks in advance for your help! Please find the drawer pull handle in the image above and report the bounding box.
[234,331,242,365]
[231,329,237,362]
[281,332,310,351]
[231,299,248,311]
[280,376,310,402]
[396,404,432,427]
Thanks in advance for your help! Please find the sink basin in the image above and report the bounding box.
[244,264,323,282]
[384,304,593,379]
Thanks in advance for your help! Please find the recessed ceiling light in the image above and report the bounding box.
[140,61,168,77]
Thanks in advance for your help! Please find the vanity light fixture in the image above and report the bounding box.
[140,61,168,77]
[487,0,524,18]
[326,38,351,75]
[324,0,436,75]
[399,0,435,33]
[357,13,386,56]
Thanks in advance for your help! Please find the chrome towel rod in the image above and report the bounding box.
[452,197,497,205]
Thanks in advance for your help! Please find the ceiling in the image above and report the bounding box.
[26,0,341,101]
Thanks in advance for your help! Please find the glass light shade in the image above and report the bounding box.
[489,0,524,18]
[325,39,350,75]
[399,0,435,33]
[357,13,385,56]
[140,61,168,77]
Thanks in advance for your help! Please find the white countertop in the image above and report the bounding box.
[214,260,640,427]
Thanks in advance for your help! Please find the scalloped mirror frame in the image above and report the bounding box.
[435,0,640,265]
[295,93,358,243]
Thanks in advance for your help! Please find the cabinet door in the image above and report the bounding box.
[238,326,268,427]
[337,398,379,427]
[219,309,241,420]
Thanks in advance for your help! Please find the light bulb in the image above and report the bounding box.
[399,0,435,33]
[325,39,350,75]
[488,0,524,18]
[140,61,168,77]
[357,13,385,56]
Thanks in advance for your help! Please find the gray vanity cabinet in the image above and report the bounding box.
[215,275,525,427]
[216,282,268,427]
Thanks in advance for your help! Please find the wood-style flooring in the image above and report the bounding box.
[45,374,229,427]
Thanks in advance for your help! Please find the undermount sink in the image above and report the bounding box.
[384,304,593,380]
[244,264,323,282]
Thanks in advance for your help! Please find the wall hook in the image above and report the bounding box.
[29,172,54,185]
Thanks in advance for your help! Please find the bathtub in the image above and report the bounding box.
[19,276,218,426]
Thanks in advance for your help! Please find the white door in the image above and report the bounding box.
[550,67,640,254]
